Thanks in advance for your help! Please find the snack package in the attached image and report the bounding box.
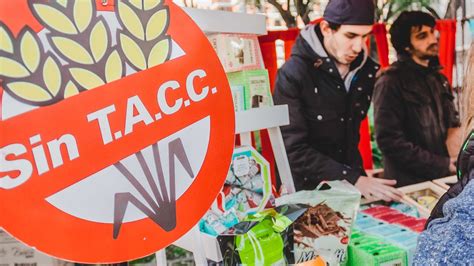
[227,69,273,109]
[200,146,272,237]
[389,202,420,218]
[276,181,361,265]
[363,224,408,238]
[224,146,272,217]
[199,209,240,236]
[207,34,263,73]
[350,242,407,266]
[217,205,307,265]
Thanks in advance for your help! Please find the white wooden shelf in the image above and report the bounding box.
[235,105,289,134]
[157,10,295,266]
[181,7,267,35]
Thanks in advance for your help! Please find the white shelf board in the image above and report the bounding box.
[181,7,267,35]
[235,105,289,134]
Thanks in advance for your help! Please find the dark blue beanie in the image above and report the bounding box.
[323,0,375,25]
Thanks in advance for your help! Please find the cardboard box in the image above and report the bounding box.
[398,182,447,218]
[227,69,273,109]
[432,175,458,190]
[207,34,263,73]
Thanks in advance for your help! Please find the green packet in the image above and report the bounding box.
[216,204,307,265]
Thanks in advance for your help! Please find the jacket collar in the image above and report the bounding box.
[397,53,442,74]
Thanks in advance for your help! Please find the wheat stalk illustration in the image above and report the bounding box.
[0,22,75,105]
[116,0,171,71]
[30,0,125,91]
[1,0,177,238]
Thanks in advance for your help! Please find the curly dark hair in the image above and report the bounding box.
[389,11,436,56]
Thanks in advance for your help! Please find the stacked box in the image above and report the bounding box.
[227,69,273,109]
[363,224,408,238]
[351,242,407,266]
[386,231,419,265]
[351,206,425,265]
[354,214,386,230]
[394,217,427,232]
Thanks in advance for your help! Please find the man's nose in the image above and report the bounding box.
[352,39,363,53]
[429,32,438,45]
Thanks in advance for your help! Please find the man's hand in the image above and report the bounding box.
[355,176,404,202]
[449,158,457,174]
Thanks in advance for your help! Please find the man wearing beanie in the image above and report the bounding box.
[373,11,461,187]
[273,0,403,202]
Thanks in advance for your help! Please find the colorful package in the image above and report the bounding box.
[376,213,410,223]
[199,146,272,238]
[362,206,395,216]
[207,33,263,72]
[355,214,385,230]
[394,218,427,232]
[199,210,240,236]
[227,69,273,109]
[217,205,307,265]
[363,224,408,238]
[276,181,361,265]
[351,243,407,266]
[389,202,420,218]
[231,85,246,112]
[223,146,272,217]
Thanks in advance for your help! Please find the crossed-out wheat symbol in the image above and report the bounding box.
[0,0,184,239]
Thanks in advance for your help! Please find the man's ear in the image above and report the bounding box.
[320,20,332,37]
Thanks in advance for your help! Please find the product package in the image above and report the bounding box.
[346,232,408,266]
[231,85,246,112]
[386,232,419,265]
[349,207,423,266]
[389,202,420,218]
[394,217,427,232]
[276,181,361,265]
[207,34,263,73]
[224,146,273,216]
[217,205,307,265]
[227,69,273,109]
[200,146,272,236]
[350,242,407,266]
[363,224,408,238]
[398,181,447,217]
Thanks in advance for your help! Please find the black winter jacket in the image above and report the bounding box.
[373,56,460,187]
[273,24,380,191]
[427,130,474,226]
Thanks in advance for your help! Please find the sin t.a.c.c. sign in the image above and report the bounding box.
[0,0,234,263]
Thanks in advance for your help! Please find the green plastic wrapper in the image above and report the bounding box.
[217,204,307,265]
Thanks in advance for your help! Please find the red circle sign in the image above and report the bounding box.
[0,0,234,263]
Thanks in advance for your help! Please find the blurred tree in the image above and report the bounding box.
[264,0,442,28]
[376,0,440,23]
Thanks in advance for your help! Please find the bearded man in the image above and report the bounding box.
[373,11,461,187]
